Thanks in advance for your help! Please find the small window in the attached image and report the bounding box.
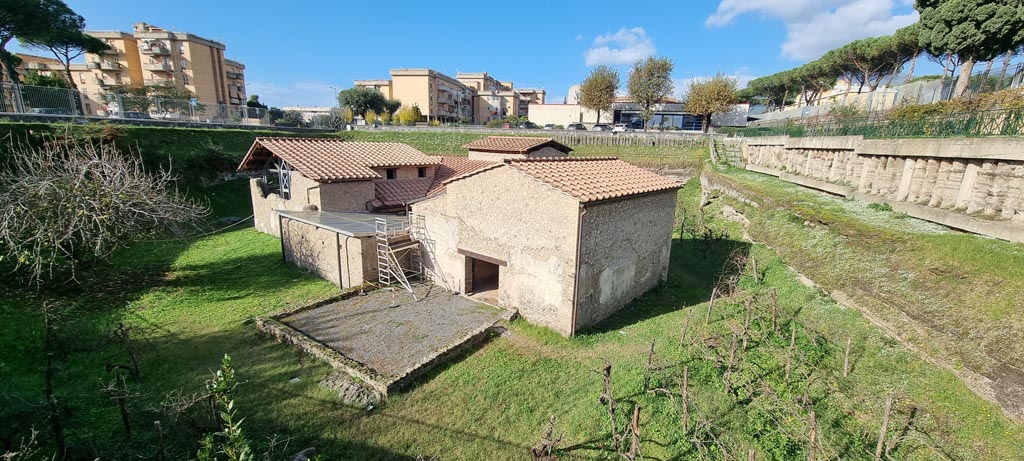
[385,168,397,180]
[418,167,427,178]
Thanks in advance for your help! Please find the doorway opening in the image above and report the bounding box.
[467,256,500,305]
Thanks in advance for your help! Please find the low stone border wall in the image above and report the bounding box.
[254,285,501,397]
[739,135,1024,243]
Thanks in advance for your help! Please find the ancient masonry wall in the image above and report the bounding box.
[411,166,580,336]
[740,136,1024,243]
[575,190,677,330]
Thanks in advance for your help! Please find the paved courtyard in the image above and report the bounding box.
[280,284,504,381]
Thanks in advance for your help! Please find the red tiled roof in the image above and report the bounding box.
[443,157,681,203]
[462,136,572,154]
[427,156,498,195]
[507,158,681,202]
[237,137,438,181]
[372,156,496,208]
[374,178,432,207]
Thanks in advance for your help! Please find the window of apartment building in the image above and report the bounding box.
[180,59,187,69]
[182,75,190,85]
[385,168,397,180]
[417,167,426,178]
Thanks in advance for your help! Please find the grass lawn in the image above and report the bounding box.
[341,130,708,169]
[2,174,1022,460]
[704,166,1024,418]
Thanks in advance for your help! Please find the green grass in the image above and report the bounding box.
[340,130,708,169]
[2,174,1022,460]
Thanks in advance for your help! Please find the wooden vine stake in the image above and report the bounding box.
[681,366,689,434]
[751,256,759,284]
[724,333,738,396]
[843,337,852,377]
[785,326,797,383]
[808,410,817,461]
[680,310,693,346]
[749,448,756,461]
[742,299,753,350]
[706,287,718,326]
[643,339,656,392]
[626,405,641,461]
[874,392,894,460]
[771,288,778,332]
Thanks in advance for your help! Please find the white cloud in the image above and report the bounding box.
[245,80,340,107]
[706,0,918,60]
[583,27,656,66]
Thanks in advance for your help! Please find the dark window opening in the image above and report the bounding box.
[261,157,292,199]
[417,167,427,178]
[386,168,397,180]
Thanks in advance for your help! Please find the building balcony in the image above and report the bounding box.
[140,45,170,56]
[100,61,121,70]
[92,78,116,87]
[85,62,100,70]
[143,62,174,72]
[226,71,243,79]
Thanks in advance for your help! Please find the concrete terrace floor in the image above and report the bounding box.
[279,284,504,380]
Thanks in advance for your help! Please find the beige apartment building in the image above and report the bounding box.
[64,22,247,115]
[355,69,545,125]
[2,53,64,83]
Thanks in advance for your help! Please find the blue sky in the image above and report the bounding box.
[14,0,921,107]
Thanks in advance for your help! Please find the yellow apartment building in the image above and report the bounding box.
[355,69,544,124]
[3,53,64,83]
[60,22,247,115]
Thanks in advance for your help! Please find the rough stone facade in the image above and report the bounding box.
[467,146,568,162]
[575,191,676,329]
[280,217,376,288]
[413,167,580,335]
[412,166,677,336]
[741,136,1024,243]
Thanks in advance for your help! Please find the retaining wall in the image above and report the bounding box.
[740,136,1024,243]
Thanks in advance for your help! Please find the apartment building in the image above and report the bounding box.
[355,69,544,124]
[2,53,64,83]
[63,22,247,115]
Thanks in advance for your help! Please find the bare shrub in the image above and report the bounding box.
[0,137,208,284]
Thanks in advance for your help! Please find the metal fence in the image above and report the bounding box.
[733,108,1024,138]
[0,82,290,127]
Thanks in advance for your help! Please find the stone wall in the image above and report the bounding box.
[251,174,375,236]
[412,166,581,335]
[575,191,677,329]
[741,136,1024,243]
[280,217,376,287]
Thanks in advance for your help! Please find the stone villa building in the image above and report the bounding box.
[239,136,681,335]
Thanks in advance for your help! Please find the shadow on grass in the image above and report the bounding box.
[580,236,751,334]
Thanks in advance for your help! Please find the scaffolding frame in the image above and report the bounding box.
[375,216,422,300]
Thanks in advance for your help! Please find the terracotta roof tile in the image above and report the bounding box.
[237,137,438,181]
[427,156,498,195]
[462,136,571,154]
[375,178,433,207]
[506,157,682,203]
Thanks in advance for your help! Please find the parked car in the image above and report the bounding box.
[543,124,556,130]
[517,121,539,129]
[500,122,512,129]
[110,111,152,120]
[590,124,612,132]
[28,107,73,115]
[612,123,634,133]
[566,123,587,131]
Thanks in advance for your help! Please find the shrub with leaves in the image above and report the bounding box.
[196,355,252,461]
[0,138,207,284]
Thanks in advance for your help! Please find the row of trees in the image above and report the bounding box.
[579,58,740,133]
[578,57,675,131]
[741,0,1024,111]
[0,0,109,90]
